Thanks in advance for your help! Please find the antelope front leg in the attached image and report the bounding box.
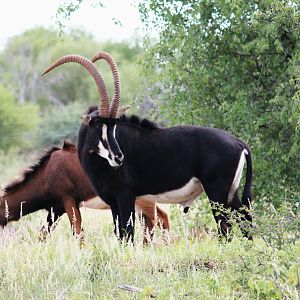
[64,199,84,246]
[110,200,121,238]
[39,208,64,242]
[140,213,155,244]
[117,194,135,243]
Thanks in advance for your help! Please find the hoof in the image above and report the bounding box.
[183,207,189,213]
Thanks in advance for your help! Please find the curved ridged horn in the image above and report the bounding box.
[91,52,121,118]
[42,55,110,118]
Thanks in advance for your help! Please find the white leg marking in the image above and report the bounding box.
[228,149,247,202]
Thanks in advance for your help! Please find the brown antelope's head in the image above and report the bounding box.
[42,52,128,167]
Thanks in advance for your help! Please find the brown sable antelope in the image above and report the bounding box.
[0,141,170,243]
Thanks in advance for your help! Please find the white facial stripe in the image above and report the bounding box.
[102,124,108,141]
[97,140,119,167]
[98,124,120,167]
[112,125,124,161]
[101,123,113,156]
[98,139,110,160]
[113,125,116,138]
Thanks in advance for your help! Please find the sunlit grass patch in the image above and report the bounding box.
[0,202,299,299]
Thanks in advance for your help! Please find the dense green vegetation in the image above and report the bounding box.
[0,27,141,148]
[139,0,300,206]
[0,85,39,150]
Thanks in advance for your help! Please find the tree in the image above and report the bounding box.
[36,101,84,147]
[0,84,40,150]
[0,27,142,109]
[0,27,143,149]
[139,0,300,205]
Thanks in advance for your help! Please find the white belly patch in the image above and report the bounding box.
[80,178,204,210]
[137,177,204,208]
[80,197,110,209]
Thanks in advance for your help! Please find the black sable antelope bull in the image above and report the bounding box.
[42,52,253,242]
[0,141,169,243]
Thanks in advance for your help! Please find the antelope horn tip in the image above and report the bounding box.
[41,70,48,76]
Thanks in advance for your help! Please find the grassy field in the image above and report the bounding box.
[0,203,299,300]
[0,153,299,299]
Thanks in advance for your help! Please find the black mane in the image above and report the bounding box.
[4,146,61,193]
[86,106,98,114]
[86,106,160,130]
[62,139,76,151]
[118,115,160,130]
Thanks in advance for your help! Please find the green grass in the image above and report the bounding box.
[0,153,299,299]
[0,205,299,300]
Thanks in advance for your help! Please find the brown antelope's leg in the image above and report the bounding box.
[136,199,157,244]
[156,205,170,230]
[136,200,170,244]
[64,198,84,245]
[39,208,64,242]
[141,213,155,244]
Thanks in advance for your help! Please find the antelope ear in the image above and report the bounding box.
[81,114,92,125]
[116,106,130,118]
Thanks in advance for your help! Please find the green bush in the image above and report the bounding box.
[139,0,300,206]
[0,148,37,187]
[36,101,85,146]
[0,84,40,150]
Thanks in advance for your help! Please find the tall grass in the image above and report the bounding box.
[0,153,299,299]
[0,203,299,299]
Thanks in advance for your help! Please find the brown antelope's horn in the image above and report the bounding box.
[91,52,121,118]
[42,55,110,118]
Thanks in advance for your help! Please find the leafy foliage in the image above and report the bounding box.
[55,0,104,35]
[0,27,142,149]
[36,101,85,147]
[139,0,300,205]
[0,27,142,109]
[0,85,40,150]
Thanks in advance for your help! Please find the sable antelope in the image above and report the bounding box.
[0,141,169,243]
[42,52,253,242]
